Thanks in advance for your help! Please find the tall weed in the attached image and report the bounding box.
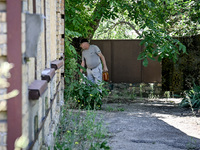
[54,108,110,150]
[180,84,200,112]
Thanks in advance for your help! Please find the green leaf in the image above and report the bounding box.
[158,55,162,62]
[140,40,146,46]
[182,45,186,53]
[142,58,148,67]
[137,53,146,60]
[147,55,156,61]
[79,89,83,96]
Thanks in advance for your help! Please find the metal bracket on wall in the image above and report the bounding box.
[41,68,56,82]
[28,80,48,100]
[51,59,64,70]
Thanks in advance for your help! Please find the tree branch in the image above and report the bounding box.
[117,21,142,36]
[95,20,142,38]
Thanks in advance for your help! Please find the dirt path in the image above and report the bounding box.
[98,98,200,150]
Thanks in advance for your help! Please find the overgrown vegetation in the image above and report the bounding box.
[54,109,110,150]
[64,54,108,109]
[64,30,109,110]
[62,1,200,148]
[180,84,200,113]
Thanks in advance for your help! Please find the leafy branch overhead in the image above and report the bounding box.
[65,0,200,66]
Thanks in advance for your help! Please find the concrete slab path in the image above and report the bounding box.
[100,98,200,150]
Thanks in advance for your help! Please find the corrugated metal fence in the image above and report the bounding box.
[91,40,161,83]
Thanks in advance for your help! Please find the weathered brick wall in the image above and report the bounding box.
[21,0,64,149]
[0,0,65,149]
[0,0,7,148]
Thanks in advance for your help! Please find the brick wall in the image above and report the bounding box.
[0,0,65,149]
[23,0,64,149]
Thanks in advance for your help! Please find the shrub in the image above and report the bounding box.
[64,58,109,110]
[179,84,200,111]
[71,75,109,110]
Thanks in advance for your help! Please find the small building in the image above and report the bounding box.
[0,0,65,149]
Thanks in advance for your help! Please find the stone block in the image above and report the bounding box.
[22,113,29,136]
[0,146,7,150]
[61,65,64,74]
[37,130,43,148]
[44,113,50,134]
[58,86,64,106]
[32,140,39,150]
[55,105,60,124]
[61,76,64,90]
[22,32,26,43]
[22,22,26,33]
[56,70,61,84]
[28,58,36,84]
[50,75,56,100]
[61,46,64,54]
[22,13,26,22]
[60,19,64,34]
[41,145,48,150]
[51,95,57,120]
[61,0,65,14]
[0,121,7,132]
[22,41,26,53]
[0,12,6,22]
[38,92,48,127]
[0,100,6,111]
[56,13,61,35]
[0,44,7,56]
[44,133,53,148]
[0,34,6,44]
[29,100,39,141]
[22,1,28,12]
[0,2,6,11]
[61,38,64,46]
[0,23,6,33]
[57,53,63,59]
[0,112,6,120]
[2,132,6,145]
[56,3,61,13]
[0,89,6,102]
[56,84,61,104]
[57,35,61,50]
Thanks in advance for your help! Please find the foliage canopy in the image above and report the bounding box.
[65,0,200,65]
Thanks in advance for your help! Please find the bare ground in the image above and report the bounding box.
[98,98,200,150]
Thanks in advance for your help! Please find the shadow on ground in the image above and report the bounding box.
[99,98,200,150]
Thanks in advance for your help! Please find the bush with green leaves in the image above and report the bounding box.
[64,59,109,110]
[73,76,108,110]
[179,84,200,111]
[64,31,109,110]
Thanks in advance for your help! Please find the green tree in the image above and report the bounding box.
[65,0,200,65]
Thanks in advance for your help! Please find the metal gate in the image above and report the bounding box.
[91,40,161,83]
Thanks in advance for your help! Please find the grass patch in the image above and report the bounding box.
[104,106,125,112]
[54,106,110,150]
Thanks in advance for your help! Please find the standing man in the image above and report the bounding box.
[80,39,108,84]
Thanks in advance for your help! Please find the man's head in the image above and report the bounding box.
[80,39,90,50]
